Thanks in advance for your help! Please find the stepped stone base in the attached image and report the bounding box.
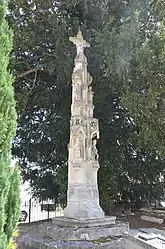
[52,215,116,228]
[22,234,125,249]
[21,218,129,249]
[49,217,127,240]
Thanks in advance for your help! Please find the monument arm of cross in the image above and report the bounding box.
[69,30,90,54]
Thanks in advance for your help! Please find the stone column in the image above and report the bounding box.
[64,30,104,220]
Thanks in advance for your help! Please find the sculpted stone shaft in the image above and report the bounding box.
[64,30,104,220]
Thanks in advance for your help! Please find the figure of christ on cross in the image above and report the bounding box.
[69,30,90,55]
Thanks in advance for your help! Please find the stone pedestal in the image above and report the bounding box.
[64,183,104,220]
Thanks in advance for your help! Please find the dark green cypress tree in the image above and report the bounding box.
[4,165,21,243]
[0,0,20,248]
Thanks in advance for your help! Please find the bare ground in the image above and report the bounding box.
[117,211,165,230]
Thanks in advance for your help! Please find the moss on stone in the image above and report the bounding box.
[91,237,112,244]
[44,235,123,244]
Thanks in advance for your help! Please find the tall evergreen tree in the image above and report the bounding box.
[4,165,20,243]
[0,0,20,247]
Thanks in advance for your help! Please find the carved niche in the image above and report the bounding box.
[87,73,92,86]
[88,86,93,104]
[90,119,98,136]
[91,138,99,161]
[75,118,81,126]
[71,117,82,128]
[72,131,85,161]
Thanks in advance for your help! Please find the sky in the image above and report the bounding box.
[11,159,32,202]
[20,181,32,202]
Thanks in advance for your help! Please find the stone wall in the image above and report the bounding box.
[17,220,52,249]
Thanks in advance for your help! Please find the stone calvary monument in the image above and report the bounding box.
[64,30,105,221]
[52,30,116,227]
[21,30,128,249]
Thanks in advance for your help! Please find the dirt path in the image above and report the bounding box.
[117,211,165,230]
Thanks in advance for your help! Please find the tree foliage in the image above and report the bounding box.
[98,0,165,153]
[0,0,20,247]
[5,166,20,242]
[8,0,165,209]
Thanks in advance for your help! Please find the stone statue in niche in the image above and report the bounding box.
[73,134,84,160]
[92,139,99,161]
[88,86,93,104]
[73,139,81,159]
[87,73,92,86]
[79,136,84,159]
[73,84,80,100]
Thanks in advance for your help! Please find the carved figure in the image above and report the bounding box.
[92,139,99,161]
[91,120,96,129]
[69,30,90,56]
[73,134,84,160]
[88,86,93,103]
[69,30,99,163]
[88,107,93,118]
[79,136,84,159]
[74,146,81,159]
[73,84,79,99]
[87,73,92,86]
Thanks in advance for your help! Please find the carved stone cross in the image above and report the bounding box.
[69,30,90,55]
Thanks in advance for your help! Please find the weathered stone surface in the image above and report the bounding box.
[47,221,128,240]
[64,30,106,220]
[141,215,164,224]
[124,228,165,249]
[64,183,104,220]
[21,233,125,249]
[17,218,128,249]
[52,216,116,227]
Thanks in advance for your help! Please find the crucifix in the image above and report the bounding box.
[69,30,90,55]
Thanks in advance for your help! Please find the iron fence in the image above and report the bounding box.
[20,199,64,223]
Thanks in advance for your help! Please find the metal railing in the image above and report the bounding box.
[20,199,64,223]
